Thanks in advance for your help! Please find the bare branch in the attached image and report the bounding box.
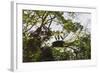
[23,21,37,33]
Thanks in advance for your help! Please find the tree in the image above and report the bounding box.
[23,10,91,62]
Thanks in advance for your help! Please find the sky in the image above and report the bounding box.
[50,12,91,32]
[27,11,91,33]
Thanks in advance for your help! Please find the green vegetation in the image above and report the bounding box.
[22,10,91,62]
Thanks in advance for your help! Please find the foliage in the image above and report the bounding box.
[22,10,91,62]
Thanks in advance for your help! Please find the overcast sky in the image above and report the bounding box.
[50,12,91,32]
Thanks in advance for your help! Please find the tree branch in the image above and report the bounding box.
[47,15,56,29]
[23,21,37,33]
